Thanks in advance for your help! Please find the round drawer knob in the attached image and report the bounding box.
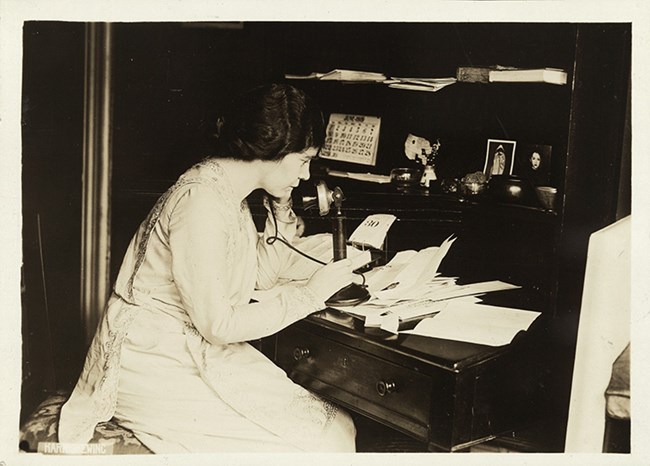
[376,380,397,396]
[293,347,311,361]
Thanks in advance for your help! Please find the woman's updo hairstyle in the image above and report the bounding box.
[212,83,325,162]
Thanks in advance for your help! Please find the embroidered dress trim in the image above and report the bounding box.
[59,159,339,448]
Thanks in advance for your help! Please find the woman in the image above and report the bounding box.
[58,84,358,452]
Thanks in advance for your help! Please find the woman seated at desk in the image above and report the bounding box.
[58,83,360,453]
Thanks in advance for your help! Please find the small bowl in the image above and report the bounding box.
[390,168,422,191]
[488,175,532,204]
[459,180,487,196]
[535,186,558,210]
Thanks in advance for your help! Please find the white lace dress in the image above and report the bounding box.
[58,160,356,453]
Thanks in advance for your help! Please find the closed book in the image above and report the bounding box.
[488,67,568,85]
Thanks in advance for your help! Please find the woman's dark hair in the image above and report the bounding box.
[212,83,325,161]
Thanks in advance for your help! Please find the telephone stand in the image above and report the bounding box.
[324,192,371,307]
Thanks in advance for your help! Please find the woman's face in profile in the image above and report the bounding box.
[261,147,319,198]
[530,152,541,170]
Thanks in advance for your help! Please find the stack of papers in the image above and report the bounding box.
[285,69,387,82]
[339,280,520,322]
[329,235,540,346]
[254,231,540,347]
[364,235,458,300]
[284,70,457,90]
[488,67,567,85]
[385,76,457,92]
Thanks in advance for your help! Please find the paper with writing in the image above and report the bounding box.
[348,214,397,250]
[365,237,455,296]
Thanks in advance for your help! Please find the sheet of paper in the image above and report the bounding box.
[420,280,521,302]
[337,294,478,328]
[369,236,456,299]
[365,250,418,293]
[348,214,397,249]
[349,249,373,271]
[367,276,459,307]
[405,317,519,346]
[438,301,541,330]
[402,302,541,346]
[363,309,387,327]
[389,295,480,321]
[379,312,400,334]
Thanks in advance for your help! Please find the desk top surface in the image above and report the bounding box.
[304,306,544,373]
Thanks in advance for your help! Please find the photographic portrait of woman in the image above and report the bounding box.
[515,144,552,186]
[57,83,360,453]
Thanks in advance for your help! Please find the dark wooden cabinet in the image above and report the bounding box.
[263,309,551,452]
[261,23,629,451]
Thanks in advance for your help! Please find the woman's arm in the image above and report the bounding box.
[168,185,324,345]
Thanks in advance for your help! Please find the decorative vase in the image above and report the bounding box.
[420,164,437,188]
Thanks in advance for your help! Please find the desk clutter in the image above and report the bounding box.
[255,226,541,347]
[285,66,567,89]
[332,235,541,346]
[285,68,457,92]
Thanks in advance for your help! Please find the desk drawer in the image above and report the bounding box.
[276,326,433,426]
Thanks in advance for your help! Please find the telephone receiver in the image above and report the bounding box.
[300,180,370,306]
[301,181,343,216]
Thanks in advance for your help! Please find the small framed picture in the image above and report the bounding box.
[483,139,516,178]
[514,144,552,186]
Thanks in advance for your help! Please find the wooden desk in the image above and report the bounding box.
[263,308,549,452]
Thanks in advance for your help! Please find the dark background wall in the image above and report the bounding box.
[21,22,86,417]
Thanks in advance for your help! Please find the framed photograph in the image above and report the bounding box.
[483,139,516,178]
[514,144,552,186]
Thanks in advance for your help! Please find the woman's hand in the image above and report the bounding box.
[306,259,360,303]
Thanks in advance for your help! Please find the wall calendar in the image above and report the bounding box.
[320,113,381,166]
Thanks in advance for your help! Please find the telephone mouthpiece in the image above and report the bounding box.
[301,180,340,216]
